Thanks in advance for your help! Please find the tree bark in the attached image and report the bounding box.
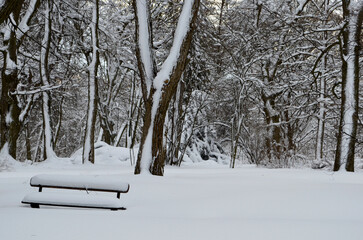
[134,0,200,175]
[40,0,56,160]
[334,1,363,172]
[82,0,99,164]
[0,0,40,159]
[315,55,327,163]
[261,93,282,162]
[173,81,186,164]
[315,0,329,164]
[0,4,23,159]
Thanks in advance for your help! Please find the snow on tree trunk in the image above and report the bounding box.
[0,20,20,159]
[0,0,39,159]
[166,81,185,165]
[315,54,327,164]
[315,77,325,162]
[40,0,56,160]
[314,1,329,165]
[82,0,99,164]
[134,0,200,175]
[334,1,363,172]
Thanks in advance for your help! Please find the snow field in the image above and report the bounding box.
[0,165,363,240]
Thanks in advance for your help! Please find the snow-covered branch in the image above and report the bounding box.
[11,85,62,96]
[134,0,155,95]
[153,0,196,90]
[16,0,40,40]
[295,0,311,15]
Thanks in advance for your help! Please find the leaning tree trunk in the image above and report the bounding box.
[133,0,200,175]
[334,1,363,172]
[82,0,99,164]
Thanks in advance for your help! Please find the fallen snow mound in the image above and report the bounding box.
[0,144,22,171]
[71,141,133,165]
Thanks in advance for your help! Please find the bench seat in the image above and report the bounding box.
[22,192,126,210]
[30,174,130,193]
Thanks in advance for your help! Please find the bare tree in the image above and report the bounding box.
[133,0,200,175]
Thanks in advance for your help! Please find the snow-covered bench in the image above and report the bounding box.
[22,174,130,211]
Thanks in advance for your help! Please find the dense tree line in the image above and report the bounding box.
[0,0,362,175]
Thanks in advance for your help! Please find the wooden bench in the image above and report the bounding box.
[22,174,130,211]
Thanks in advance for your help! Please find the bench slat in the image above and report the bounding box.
[22,192,126,210]
[30,174,130,193]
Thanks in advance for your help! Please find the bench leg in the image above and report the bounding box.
[111,207,126,211]
[30,203,40,208]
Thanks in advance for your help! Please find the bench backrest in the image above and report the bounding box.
[30,174,130,193]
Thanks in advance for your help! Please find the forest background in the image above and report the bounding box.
[0,0,363,175]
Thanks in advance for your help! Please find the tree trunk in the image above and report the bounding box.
[82,0,99,164]
[167,80,186,165]
[262,94,282,162]
[25,123,32,161]
[173,80,186,164]
[134,93,153,174]
[53,96,64,149]
[334,2,363,172]
[0,0,39,159]
[0,6,23,159]
[40,0,56,160]
[315,0,329,166]
[133,0,200,175]
[99,109,114,145]
[315,56,326,163]
[166,81,185,166]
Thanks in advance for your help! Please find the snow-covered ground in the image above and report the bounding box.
[1,155,363,240]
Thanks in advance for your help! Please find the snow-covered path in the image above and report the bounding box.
[1,164,362,240]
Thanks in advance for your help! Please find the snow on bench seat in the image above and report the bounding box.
[22,192,126,210]
[30,174,130,193]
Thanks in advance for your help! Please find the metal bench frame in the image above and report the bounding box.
[22,175,130,211]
